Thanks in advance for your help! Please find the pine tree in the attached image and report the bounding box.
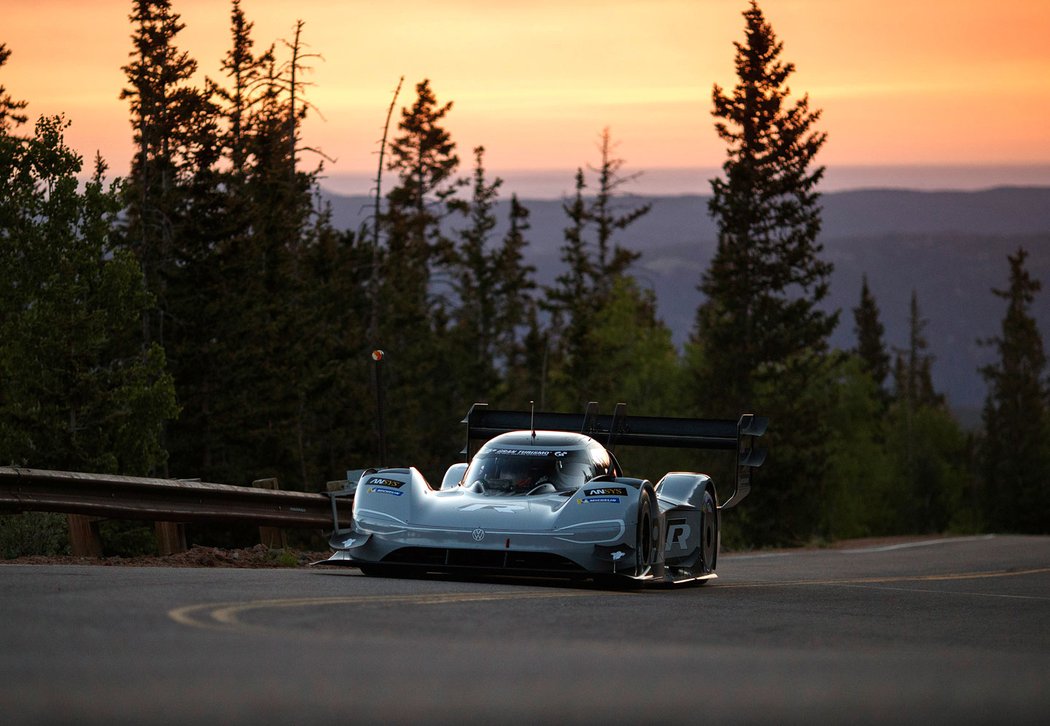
[132,6,337,490]
[448,150,537,407]
[120,1,225,484]
[121,0,214,350]
[285,219,374,489]
[386,78,460,256]
[589,128,649,294]
[544,169,592,405]
[492,194,537,396]
[979,248,1050,532]
[886,290,966,533]
[544,132,652,409]
[853,274,891,393]
[449,145,502,392]
[220,23,332,488]
[167,0,269,484]
[892,291,942,409]
[375,79,463,473]
[0,115,177,474]
[0,44,28,133]
[213,0,271,178]
[820,357,898,539]
[585,277,680,415]
[693,0,835,413]
[689,1,836,546]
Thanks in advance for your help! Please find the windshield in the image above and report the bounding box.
[463,448,600,495]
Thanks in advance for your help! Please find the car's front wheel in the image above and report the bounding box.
[635,487,655,577]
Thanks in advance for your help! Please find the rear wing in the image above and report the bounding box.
[462,402,767,509]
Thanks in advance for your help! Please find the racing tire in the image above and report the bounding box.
[698,486,719,578]
[635,487,655,577]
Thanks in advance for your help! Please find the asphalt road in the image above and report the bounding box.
[2,535,1048,725]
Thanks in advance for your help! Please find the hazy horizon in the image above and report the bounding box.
[7,2,1048,186]
[319,163,1050,199]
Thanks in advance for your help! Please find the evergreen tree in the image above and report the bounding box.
[892,291,942,409]
[214,22,333,488]
[689,1,836,545]
[122,0,242,482]
[376,79,463,474]
[853,274,891,393]
[448,148,536,406]
[449,146,503,397]
[887,290,966,533]
[692,0,835,413]
[166,0,272,484]
[123,5,340,490]
[550,168,592,306]
[120,0,214,350]
[0,44,28,133]
[544,132,653,409]
[213,0,271,178]
[543,169,592,404]
[584,277,680,414]
[820,357,897,540]
[979,248,1050,532]
[513,305,552,409]
[386,78,460,260]
[0,114,177,474]
[491,193,538,403]
[589,128,648,294]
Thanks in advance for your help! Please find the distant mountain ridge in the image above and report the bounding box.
[320,187,1050,414]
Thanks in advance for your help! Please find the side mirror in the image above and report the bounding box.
[440,463,469,490]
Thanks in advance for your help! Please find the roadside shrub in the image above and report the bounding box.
[0,512,69,558]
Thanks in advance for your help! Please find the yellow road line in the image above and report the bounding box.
[169,567,1050,632]
[170,589,608,632]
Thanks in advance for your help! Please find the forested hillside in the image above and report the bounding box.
[3,1,1047,555]
[322,187,1050,412]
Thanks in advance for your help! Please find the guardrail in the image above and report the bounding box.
[0,467,352,556]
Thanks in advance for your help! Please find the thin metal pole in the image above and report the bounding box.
[372,350,387,466]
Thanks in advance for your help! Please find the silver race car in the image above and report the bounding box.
[325,403,766,585]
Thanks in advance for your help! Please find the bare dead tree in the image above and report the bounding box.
[369,75,404,342]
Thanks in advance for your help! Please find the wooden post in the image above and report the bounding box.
[66,514,103,558]
[154,522,187,555]
[252,478,287,549]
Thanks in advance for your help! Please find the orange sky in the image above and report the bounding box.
[4,0,1049,191]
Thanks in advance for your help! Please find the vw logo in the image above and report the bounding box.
[471,528,486,542]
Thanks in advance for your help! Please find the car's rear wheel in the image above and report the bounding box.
[698,487,719,576]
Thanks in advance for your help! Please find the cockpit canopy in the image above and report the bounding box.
[463,432,614,496]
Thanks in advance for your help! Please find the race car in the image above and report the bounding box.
[324,403,766,585]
